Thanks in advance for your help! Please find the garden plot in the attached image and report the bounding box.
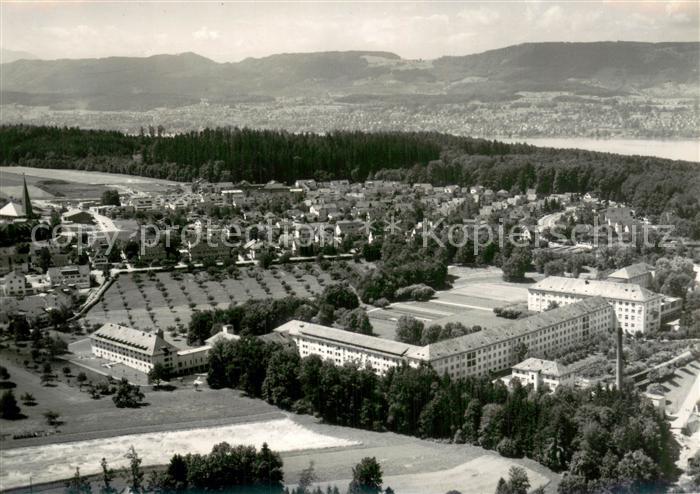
[84,263,361,334]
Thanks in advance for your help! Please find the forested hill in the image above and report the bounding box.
[1,42,697,109]
[1,125,699,229]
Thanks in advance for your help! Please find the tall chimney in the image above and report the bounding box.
[616,326,623,390]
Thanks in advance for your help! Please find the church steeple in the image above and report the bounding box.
[22,174,34,219]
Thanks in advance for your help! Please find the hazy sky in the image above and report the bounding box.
[1,1,698,62]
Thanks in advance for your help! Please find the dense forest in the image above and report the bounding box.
[207,337,680,494]
[1,125,699,221]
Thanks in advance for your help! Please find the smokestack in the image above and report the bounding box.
[616,326,623,390]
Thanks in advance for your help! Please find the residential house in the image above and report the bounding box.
[47,264,91,289]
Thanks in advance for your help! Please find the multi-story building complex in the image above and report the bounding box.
[274,320,428,376]
[275,297,613,379]
[528,276,662,334]
[90,324,232,375]
[427,297,613,379]
[90,323,178,373]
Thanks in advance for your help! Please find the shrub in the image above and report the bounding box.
[394,284,435,302]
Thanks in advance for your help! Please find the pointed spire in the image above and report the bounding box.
[22,174,34,219]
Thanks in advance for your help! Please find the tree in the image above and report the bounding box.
[20,392,36,405]
[9,315,30,341]
[321,283,359,310]
[0,390,21,420]
[101,189,121,206]
[502,248,532,281]
[188,310,214,345]
[348,457,383,494]
[164,454,188,491]
[298,461,318,494]
[99,457,116,494]
[262,348,301,408]
[147,363,170,387]
[125,446,144,493]
[616,449,658,492]
[495,477,508,494]
[0,366,9,380]
[66,467,92,494]
[44,410,61,426]
[255,442,284,489]
[339,308,373,335]
[513,342,528,363]
[112,379,145,408]
[41,362,55,386]
[395,315,424,345]
[77,372,88,387]
[258,247,277,269]
[506,467,530,494]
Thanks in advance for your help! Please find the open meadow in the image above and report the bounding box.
[0,166,181,200]
[0,358,559,493]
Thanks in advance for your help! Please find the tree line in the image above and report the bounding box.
[206,337,679,493]
[65,442,391,494]
[3,125,697,231]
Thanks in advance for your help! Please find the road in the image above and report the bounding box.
[537,207,577,233]
[671,370,700,430]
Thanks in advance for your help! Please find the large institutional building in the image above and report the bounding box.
[274,321,428,375]
[427,297,613,380]
[527,276,663,334]
[90,323,211,375]
[275,297,614,379]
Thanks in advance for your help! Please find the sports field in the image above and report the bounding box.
[368,266,541,340]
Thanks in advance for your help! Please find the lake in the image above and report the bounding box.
[495,138,699,162]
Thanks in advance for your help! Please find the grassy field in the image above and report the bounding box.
[0,166,179,198]
[0,358,559,493]
[368,266,542,341]
[84,262,370,346]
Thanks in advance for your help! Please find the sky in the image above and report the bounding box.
[1,1,698,62]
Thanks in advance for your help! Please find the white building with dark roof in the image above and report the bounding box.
[528,276,663,334]
[274,320,427,376]
[90,323,178,373]
[275,297,612,380]
[47,264,91,289]
[90,323,213,375]
[427,297,613,380]
[510,358,572,392]
[607,262,655,288]
[1,271,32,297]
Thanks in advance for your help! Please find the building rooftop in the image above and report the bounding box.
[275,320,423,358]
[91,323,175,355]
[427,297,611,360]
[513,357,568,377]
[607,263,655,280]
[530,276,661,302]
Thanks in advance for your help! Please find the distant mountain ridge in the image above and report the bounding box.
[1,42,698,110]
[0,48,38,64]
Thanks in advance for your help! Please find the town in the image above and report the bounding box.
[1,156,699,493]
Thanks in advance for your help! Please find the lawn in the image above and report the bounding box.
[0,356,559,493]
